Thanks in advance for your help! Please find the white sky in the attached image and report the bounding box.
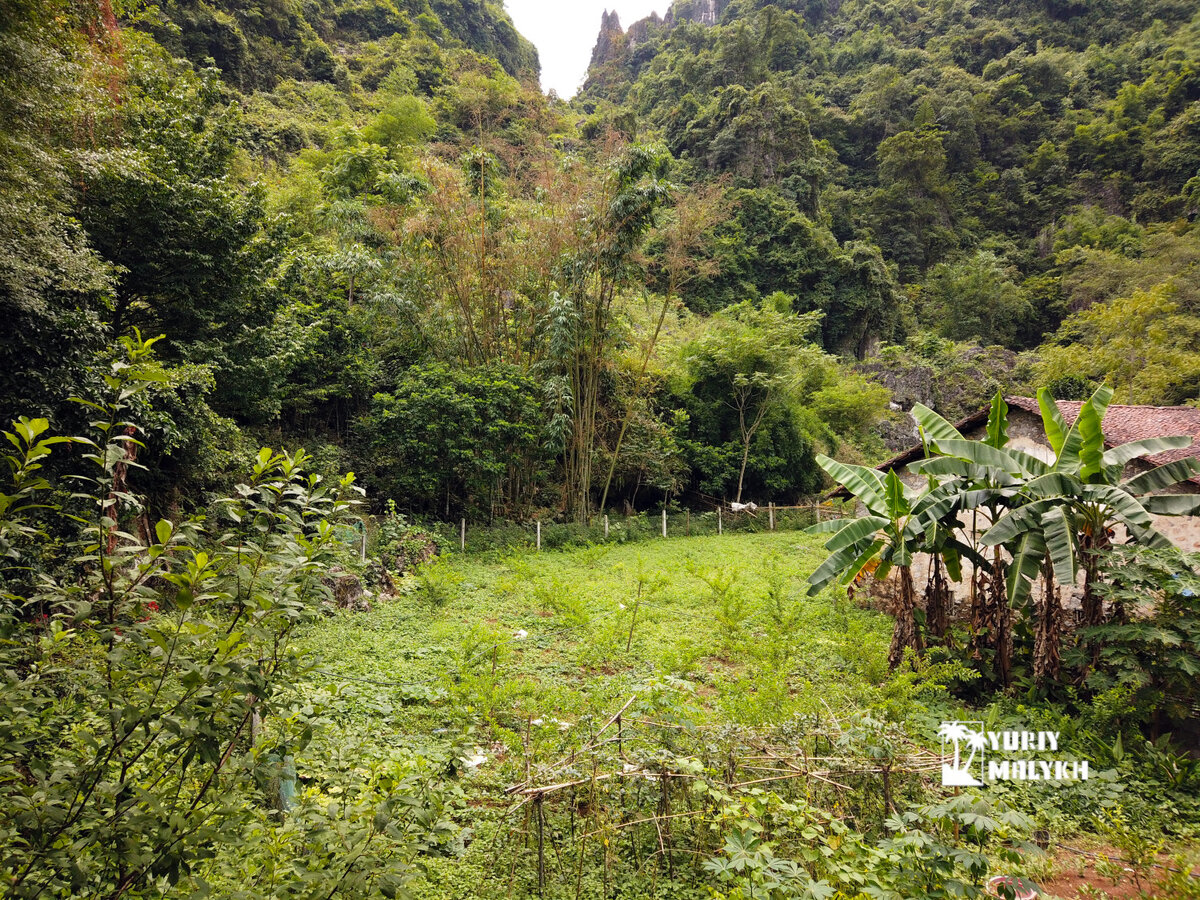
[503,1,666,98]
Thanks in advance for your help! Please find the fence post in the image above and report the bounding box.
[769,502,775,531]
[536,519,541,552]
[604,514,609,539]
[686,509,690,535]
[460,518,466,552]
[662,508,667,538]
[717,505,722,535]
[361,519,367,563]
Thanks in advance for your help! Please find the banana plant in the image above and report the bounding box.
[805,457,965,669]
[917,386,1199,684]
[988,386,1198,680]
[984,387,1198,601]
[907,392,1019,684]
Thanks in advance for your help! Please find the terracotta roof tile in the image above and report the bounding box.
[853,398,1200,495]
[1006,396,1200,476]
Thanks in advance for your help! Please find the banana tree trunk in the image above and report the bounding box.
[924,554,951,642]
[1078,525,1112,681]
[1034,555,1062,685]
[888,566,924,670]
[1079,525,1110,629]
[969,549,1011,686]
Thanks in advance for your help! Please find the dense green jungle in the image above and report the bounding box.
[2,0,1200,896]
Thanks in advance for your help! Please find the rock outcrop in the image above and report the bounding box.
[589,10,626,69]
[663,0,731,27]
[585,1,728,96]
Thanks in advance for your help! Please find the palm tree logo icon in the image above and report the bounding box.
[939,721,986,786]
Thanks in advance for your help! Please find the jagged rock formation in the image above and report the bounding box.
[626,11,662,49]
[589,10,626,68]
[584,1,729,98]
[663,0,731,27]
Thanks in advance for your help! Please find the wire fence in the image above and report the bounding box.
[419,502,848,555]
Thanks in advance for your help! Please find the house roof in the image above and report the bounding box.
[855,396,1200,489]
[1004,397,1200,474]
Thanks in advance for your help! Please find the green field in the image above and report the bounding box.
[301,531,901,729]
[290,532,1198,900]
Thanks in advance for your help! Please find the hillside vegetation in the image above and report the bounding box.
[580,0,1200,396]
[2,0,1200,897]
[6,0,1197,528]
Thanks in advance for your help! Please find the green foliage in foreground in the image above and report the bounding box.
[0,338,455,898]
[296,531,1200,900]
[3,354,1198,898]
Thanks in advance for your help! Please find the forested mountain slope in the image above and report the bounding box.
[148,0,538,88]
[581,0,1200,367]
[2,0,1198,527]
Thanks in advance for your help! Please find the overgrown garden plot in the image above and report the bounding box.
[295,534,1200,900]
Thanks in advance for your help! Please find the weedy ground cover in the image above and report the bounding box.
[300,532,899,734]
[295,533,1199,900]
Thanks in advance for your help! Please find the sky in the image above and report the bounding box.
[504,1,666,98]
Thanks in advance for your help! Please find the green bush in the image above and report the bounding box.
[0,337,442,897]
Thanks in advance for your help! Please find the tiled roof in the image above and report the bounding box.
[1006,397,1200,475]
[856,397,1200,493]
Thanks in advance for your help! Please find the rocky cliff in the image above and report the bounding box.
[662,0,732,27]
[585,1,728,98]
[589,10,627,69]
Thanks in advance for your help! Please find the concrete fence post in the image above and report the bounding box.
[662,508,667,538]
[536,520,541,552]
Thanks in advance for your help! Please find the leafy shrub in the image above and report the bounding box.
[0,337,439,898]
[414,555,464,611]
[1083,547,1200,732]
[353,363,546,518]
[374,499,438,572]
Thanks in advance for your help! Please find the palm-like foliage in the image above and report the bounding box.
[810,384,1200,688]
[909,392,1019,684]
[998,390,1195,589]
[806,457,965,668]
[913,386,1199,685]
